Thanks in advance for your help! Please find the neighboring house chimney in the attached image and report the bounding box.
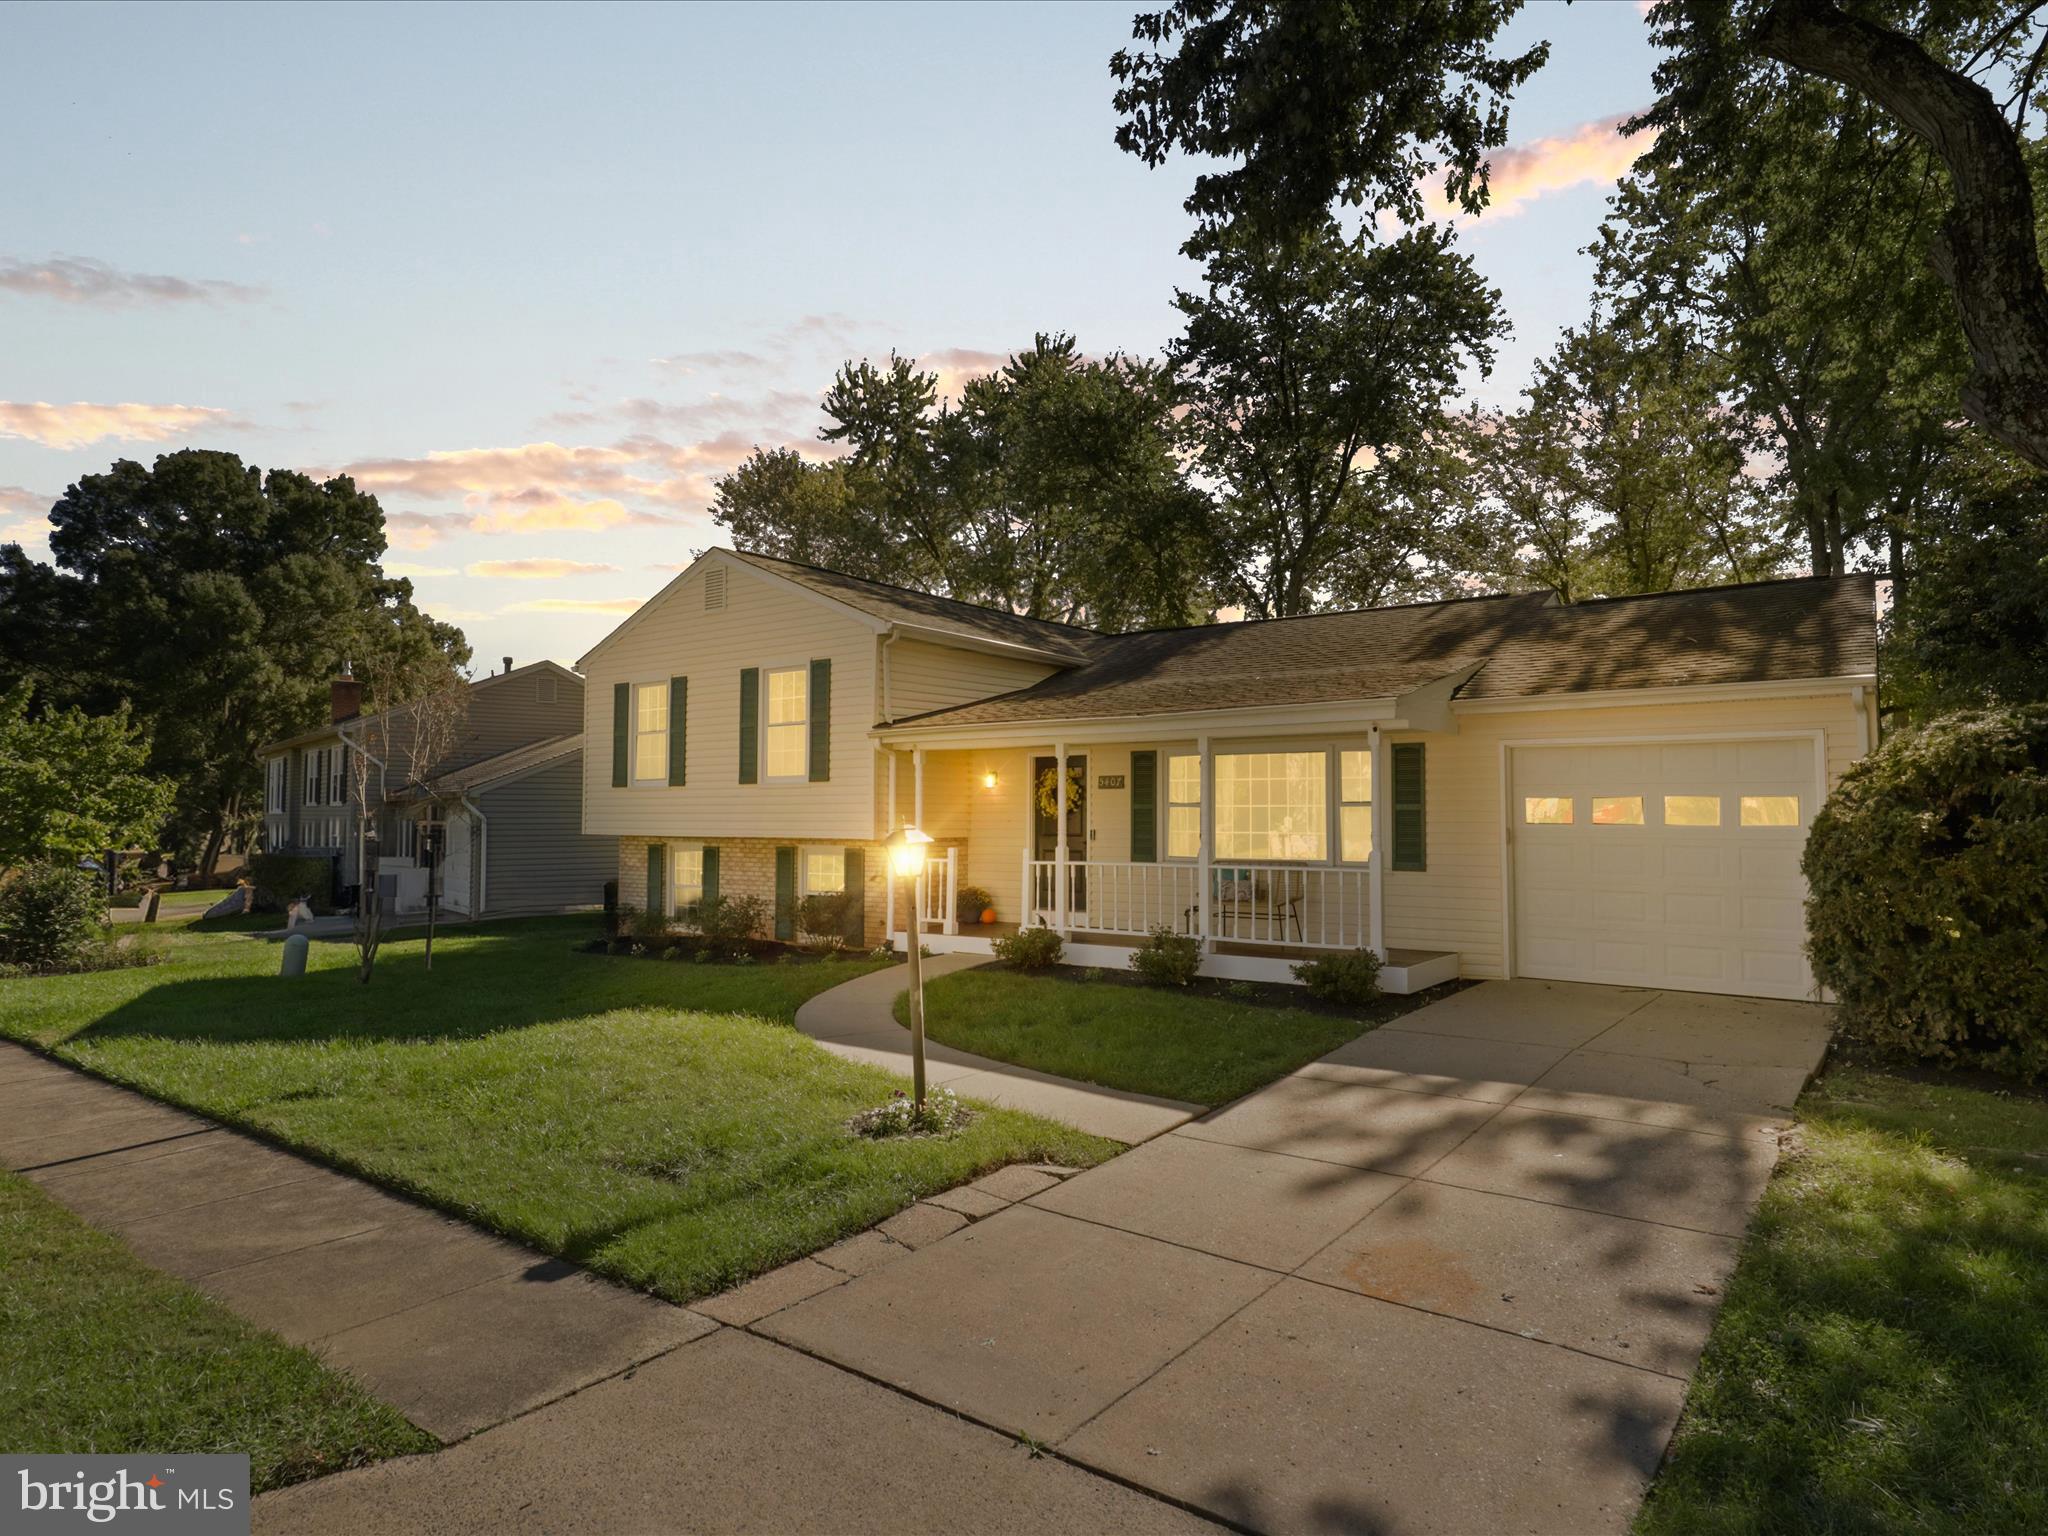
[330,664,362,723]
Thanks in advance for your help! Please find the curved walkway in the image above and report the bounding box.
[794,956,1200,1144]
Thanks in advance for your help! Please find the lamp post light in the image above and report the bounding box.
[887,826,935,1110]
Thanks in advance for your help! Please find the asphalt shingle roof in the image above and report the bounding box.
[882,575,1878,730]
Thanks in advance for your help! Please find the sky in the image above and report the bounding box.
[2,0,1662,669]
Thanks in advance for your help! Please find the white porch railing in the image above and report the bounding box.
[1022,858,1371,950]
[914,845,961,935]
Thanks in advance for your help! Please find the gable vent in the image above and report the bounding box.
[704,566,727,612]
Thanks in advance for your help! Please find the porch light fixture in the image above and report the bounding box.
[981,769,998,791]
[887,826,936,1108]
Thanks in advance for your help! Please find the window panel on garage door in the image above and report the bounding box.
[1510,738,1816,999]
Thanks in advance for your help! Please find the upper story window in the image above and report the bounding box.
[765,666,808,780]
[330,746,347,805]
[301,746,326,807]
[266,758,288,815]
[1215,751,1327,862]
[633,682,669,782]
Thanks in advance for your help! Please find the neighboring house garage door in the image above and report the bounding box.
[1510,738,1817,1000]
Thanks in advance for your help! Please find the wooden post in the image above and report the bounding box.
[883,751,897,946]
[908,868,926,1110]
[1368,725,1387,960]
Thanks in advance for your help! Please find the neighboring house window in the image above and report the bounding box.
[1214,751,1327,862]
[1166,753,1201,859]
[394,819,419,860]
[672,846,705,916]
[266,758,287,815]
[764,666,808,780]
[1339,749,1372,863]
[633,681,669,782]
[330,747,347,805]
[802,846,846,895]
[302,747,322,806]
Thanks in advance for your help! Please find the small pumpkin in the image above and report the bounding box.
[980,906,998,926]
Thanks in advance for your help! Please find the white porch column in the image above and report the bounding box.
[912,748,925,829]
[1196,734,1212,951]
[1054,740,1069,933]
[944,847,960,936]
[1369,726,1388,960]
[884,749,897,944]
[1019,847,1031,932]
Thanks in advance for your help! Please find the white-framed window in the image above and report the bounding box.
[1214,751,1327,862]
[1338,749,1372,863]
[801,846,846,895]
[266,757,287,815]
[671,845,705,916]
[632,682,669,782]
[393,818,419,860]
[1166,753,1202,859]
[301,747,322,806]
[764,665,809,780]
[330,746,347,805]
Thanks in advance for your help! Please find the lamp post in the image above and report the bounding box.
[887,826,935,1110]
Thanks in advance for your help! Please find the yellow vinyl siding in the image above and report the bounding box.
[1384,689,1868,978]
[885,638,1059,721]
[582,562,878,840]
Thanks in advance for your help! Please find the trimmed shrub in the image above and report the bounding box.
[0,863,107,973]
[992,925,1064,970]
[956,884,996,927]
[1805,706,2048,1078]
[695,894,768,958]
[1129,925,1203,987]
[797,890,854,947]
[1292,948,1383,1007]
[245,852,334,914]
[622,903,669,942]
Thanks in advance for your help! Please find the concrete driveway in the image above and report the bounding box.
[758,979,1834,1535]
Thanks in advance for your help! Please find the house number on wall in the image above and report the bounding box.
[1097,774,1125,790]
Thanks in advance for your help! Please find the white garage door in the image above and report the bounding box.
[1511,739,1817,999]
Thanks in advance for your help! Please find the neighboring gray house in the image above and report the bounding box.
[256,659,613,917]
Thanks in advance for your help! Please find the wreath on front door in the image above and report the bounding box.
[1035,763,1087,822]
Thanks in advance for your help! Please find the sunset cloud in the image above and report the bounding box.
[0,485,50,518]
[383,560,457,577]
[467,557,622,579]
[0,255,265,308]
[381,510,452,550]
[1428,112,1655,223]
[3,517,52,546]
[544,389,821,435]
[0,401,244,450]
[508,596,645,615]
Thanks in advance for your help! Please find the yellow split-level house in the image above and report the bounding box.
[578,548,1878,1000]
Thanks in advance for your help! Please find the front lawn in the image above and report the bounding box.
[0,1171,432,1489]
[895,965,1454,1106]
[1639,1059,2048,1535]
[0,919,1115,1302]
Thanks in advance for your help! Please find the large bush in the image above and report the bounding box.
[992,926,1064,970]
[0,863,107,973]
[1805,707,2048,1078]
[245,852,335,914]
[695,894,768,958]
[1292,948,1383,1007]
[1129,926,1203,987]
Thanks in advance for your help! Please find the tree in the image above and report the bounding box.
[714,338,1217,628]
[1170,220,1505,616]
[1639,0,2048,471]
[0,451,470,876]
[0,685,175,868]
[1111,0,1549,252]
[344,647,469,979]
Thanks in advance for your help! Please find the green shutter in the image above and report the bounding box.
[841,847,865,946]
[1391,743,1426,872]
[808,658,831,782]
[667,676,687,786]
[774,846,796,939]
[612,683,629,788]
[738,668,759,784]
[1129,750,1157,862]
[701,845,720,903]
[646,843,664,915]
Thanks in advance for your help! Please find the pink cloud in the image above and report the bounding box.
[1428,112,1656,222]
[0,485,50,518]
[0,401,246,450]
[0,256,265,307]
[467,557,622,579]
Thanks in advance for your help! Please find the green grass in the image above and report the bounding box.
[0,1170,432,1488]
[1639,1061,2048,1535]
[895,967,1405,1106]
[0,919,1116,1302]
[154,888,227,913]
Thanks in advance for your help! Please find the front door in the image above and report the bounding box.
[1032,753,1087,914]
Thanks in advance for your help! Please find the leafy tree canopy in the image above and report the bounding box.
[0,684,176,866]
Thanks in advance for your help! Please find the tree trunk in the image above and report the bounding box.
[198,819,227,882]
[1758,0,2048,470]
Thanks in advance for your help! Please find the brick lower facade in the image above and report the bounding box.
[617,836,890,949]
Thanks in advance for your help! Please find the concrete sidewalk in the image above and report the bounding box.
[2,1042,709,1443]
[794,956,1201,1143]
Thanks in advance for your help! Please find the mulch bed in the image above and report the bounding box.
[575,934,893,967]
[982,958,1472,1025]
